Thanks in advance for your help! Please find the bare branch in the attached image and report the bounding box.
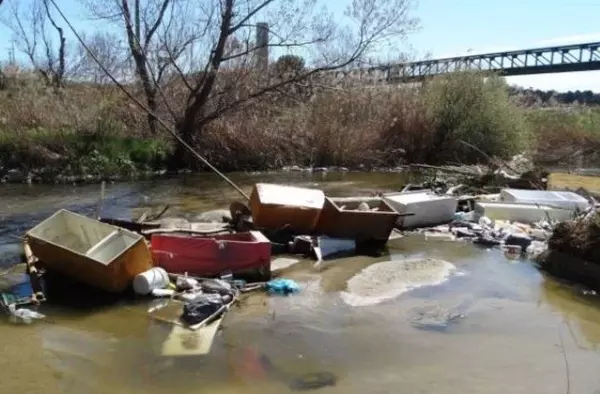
[42,0,66,87]
[200,61,367,126]
[120,0,160,132]
[2,0,72,87]
[143,0,171,50]
[180,0,235,129]
[75,31,129,83]
[161,37,196,91]
[229,0,276,33]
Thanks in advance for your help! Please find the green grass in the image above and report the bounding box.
[0,129,171,178]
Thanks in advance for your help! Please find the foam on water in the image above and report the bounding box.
[340,258,459,307]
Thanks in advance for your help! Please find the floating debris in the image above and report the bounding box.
[7,304,45,324]
[266,278,300,295]
[340,258,458,307]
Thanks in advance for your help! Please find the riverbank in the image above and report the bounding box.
[2,72,600,184]
[0,158,527,185]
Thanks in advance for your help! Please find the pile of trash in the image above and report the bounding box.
[2,170,598,355]
[536,204,600,291]
[415,217,551,260]
[547,208,600,263]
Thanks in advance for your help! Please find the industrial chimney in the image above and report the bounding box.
[255,22,269,71]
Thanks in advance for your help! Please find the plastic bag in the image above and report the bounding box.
[181,296,224,326]
[8,304,45,325]
[266,278,300,295]
[176,275,198,291]
[201,279,232,295]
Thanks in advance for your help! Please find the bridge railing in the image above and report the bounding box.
[321,41,600,85]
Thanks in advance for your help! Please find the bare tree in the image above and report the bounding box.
[83,0,418,166]
[84,0,202,134]
[2,0,68,89]
[74,32,131,84]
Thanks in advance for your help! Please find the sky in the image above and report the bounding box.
[1,0,600,92]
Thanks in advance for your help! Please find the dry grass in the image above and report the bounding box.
[1,69,593,175]
[549,173,600,192]
[527,108,600,167]
[549,213,600,264]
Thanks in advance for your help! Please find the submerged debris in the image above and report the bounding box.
[409,303,468,332]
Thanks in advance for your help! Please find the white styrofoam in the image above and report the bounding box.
[383,190,458,229]
[474,202,574,223]
[500,189,590,211]
[254,183,325,208]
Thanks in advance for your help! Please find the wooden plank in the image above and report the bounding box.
[149,299,229,357]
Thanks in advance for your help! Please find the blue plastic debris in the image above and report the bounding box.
[266,278,300,295]
[232,279,247,289]
[0,273,35,311]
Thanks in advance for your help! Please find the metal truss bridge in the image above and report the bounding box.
[329,41,600,85]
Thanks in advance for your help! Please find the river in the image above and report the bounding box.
[1,171,600,394]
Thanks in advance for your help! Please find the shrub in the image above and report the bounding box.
[421,72,528,163]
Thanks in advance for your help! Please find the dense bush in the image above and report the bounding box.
[421,72,528,163]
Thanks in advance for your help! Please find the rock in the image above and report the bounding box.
[357,202,370,211]
[327,166,349,172]
[474,235,502,247]
[5,169,26,183]
[189,222,229,233]
[157,217,190,229]
[453,227,476,238]
[28,145,62,164]
[504,233,533,250]
[282,165,302,172]
[193,209,232,223]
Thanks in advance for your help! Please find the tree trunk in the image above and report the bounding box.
[121,0,159,135]
[146,91,158,135]
[168,116,198,171]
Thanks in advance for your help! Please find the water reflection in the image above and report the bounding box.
[539,277,600,350]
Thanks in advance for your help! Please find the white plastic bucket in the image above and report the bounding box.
[133,267,170,295]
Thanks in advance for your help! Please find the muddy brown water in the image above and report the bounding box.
[2,171,600,393]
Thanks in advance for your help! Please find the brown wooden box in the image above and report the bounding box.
[26,209,153,293]
[314,197,400,241]
[249,183,325,233]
